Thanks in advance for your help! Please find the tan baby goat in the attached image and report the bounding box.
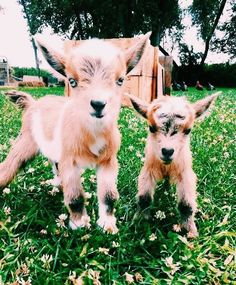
[128,92,220,237]
[0,33,150,233]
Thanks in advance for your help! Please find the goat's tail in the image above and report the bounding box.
[5,90,35,110]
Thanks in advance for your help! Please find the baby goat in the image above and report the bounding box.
[128,92,220,237]
[0,34,150,233]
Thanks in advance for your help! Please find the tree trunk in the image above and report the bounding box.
[18,0,40,74]
[200,0,227,66]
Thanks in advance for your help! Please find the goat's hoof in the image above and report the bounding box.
[97,215,118,234]
[187,229,199,239]
[46,176,61,187]
[69,215,91,230]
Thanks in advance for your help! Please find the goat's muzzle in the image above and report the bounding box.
[90,100,107,119]
[161,148,174,164]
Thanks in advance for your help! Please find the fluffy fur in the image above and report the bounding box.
[0,33,151,233]
[127,91,221,237]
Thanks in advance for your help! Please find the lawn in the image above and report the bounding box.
[0,87,235,285]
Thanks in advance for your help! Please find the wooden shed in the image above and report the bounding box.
[63,36,173,104]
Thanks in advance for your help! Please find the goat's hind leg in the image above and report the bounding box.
[46,161,61,187]
[0,131,38,188]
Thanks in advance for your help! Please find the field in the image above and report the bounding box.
[0,87,235,285]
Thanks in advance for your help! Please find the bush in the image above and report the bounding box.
[175,63,236,87]
[13,67,58,84]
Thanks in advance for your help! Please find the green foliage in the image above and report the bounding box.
[212,1,236,58]
[190,0,223,40]
[17,0,182,45]
[0,87,235,284]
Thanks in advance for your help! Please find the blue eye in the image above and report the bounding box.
[116,77,124,86]
[69,78,77,88]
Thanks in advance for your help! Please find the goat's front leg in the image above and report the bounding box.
[59,159,90,230]
[176,169,198,238]
[137,165,156,214]
[96,158,119,234]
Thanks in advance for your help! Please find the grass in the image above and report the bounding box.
[0,87,235,285]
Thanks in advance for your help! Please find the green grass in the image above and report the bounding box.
[0,87,235,285]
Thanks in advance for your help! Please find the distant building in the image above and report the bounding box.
[0,56,10,85]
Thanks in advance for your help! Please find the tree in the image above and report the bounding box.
[190,0,227,66]
[212,1,236,59]
[18,0,41,74]
[17,0,183,47]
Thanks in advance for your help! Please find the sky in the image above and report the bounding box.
[0,0,231,70]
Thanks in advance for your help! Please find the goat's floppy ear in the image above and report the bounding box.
[125,31,151,74]
[36,38,66,77]
[192,91,221,121]
[124,93,148,118]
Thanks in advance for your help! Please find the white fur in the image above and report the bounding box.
[31,111,62,162]
[71,39,120,67]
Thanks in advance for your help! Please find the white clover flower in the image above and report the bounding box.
[41,254,53,269]
[136,151,142,158]
[128,145,134,151]
[3,188,10,195]
[40,229,47,235]
[28,186,35,192]
[16,277,32,285]
[98,247,109,255]
[84,192,92,199]
[80,177,85,183]
[124,272,134,284]
[27,168,35,173]
[173,224,181,232]
[155,210,166,220]
[89,174,96,183]
[56,214,68,228]
[223,152,230,158]
[149,233,157,241]
[112,241,120,248]
[4,206,11,215]
[49,186,60,196]
[43,161,50,167]
[165,256,180,275]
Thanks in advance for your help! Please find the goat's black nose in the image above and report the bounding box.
[90,100,106,112]
[162,148,174,157]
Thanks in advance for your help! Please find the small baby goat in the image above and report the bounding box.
[0,33,150,233]
[128,92,220,237]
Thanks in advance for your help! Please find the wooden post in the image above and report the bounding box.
[159,56,173,95]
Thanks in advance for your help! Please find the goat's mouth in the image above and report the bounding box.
[161,157,173,165]
[91,112,104,119]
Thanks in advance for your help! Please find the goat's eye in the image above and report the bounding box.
[69,78,77,88]
[184,128,191,135]
[149,125,158,133]
[170,129,178,136]
[176,114,185,119]
[116,77,124,86]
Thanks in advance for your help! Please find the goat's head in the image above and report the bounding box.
[128,93,219,164]
[36,33,151,124]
